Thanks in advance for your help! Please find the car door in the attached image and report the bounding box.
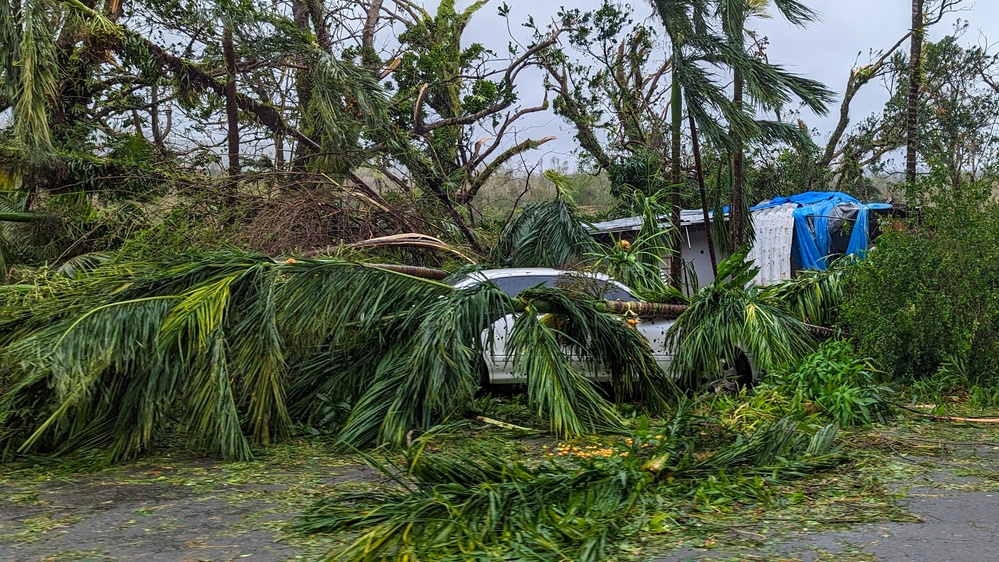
[482,275,553,384]
[483,274,674,384]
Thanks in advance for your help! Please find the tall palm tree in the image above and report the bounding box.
[652,0,710,288]
[717,0,828,247]
[906,0,926,186]
[650,0,832,253]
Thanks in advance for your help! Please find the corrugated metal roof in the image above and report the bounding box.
[587,209,728,234]
[747,204,796,285]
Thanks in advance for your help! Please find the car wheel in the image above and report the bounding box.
[474,355,491,392]
[733,351,755,389]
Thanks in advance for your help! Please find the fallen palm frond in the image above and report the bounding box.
[491,172,597,268]
[509,306,623,437]
[516,286,678,412]
[54,252,111,278]
[300,452,648,561]
[667,248,815,388]
[347,233,476,263]
[335,281,515,447]
[295,412,841,561]
[762,255,856,326]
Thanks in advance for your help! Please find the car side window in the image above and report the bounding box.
[598,284,637,301]
[553,274,637,301]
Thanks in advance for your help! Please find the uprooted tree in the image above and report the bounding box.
[0,0,567,268]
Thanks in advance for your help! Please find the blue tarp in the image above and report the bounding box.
[752,192,892,270]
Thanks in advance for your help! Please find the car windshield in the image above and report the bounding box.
[452,272,636,301]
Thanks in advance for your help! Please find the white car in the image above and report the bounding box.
[449,268,753,387]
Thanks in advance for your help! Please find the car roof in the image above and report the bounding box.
[448,268,618,288]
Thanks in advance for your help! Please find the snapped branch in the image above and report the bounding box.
[411,30,565,136]
[819,32,911,169]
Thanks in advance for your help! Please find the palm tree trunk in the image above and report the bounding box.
[688,112,718,276]
[517,298,836,338]
[150,83,165,150]
[731,69,746,249]
[274,133,284,171]
[223,26,241,199]
[906,0,925,186]
[291,0,316,169]
[361,0,384,68]
[669,64,684,289]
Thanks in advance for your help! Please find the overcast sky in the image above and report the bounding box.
[460,0,999,166]
[753,0,997,128]
[7,1,994,170]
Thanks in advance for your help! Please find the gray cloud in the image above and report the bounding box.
[458,0,998,166]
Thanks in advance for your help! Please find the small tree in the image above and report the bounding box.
[353,1,567,252]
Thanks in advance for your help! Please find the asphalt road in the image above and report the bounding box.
[2,434,998,561]
[661,459,999,562]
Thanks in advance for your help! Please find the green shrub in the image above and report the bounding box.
[906,355,970,405]
[768,340,892,426]
[905,355,999,411]
[841,195,999,384]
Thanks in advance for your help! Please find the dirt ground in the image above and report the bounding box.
[2,424,998,561]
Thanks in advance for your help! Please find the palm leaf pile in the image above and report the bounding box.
[0,251,675,465]
[490,171,598,268]
[667,247,817,388]
[295,412,842,561]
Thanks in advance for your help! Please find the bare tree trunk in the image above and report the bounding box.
[291,0,316,170]
[906,0,925,186]
[274,133,284,171]
[131,109,143,136]
[150,82,168,151]
[105,0,124,20]
[668,67,684,289]
[306,0,331,51]
[362,0,384,68]
[730,69,746,249]
[223,26,241,198]
[688,112,717,276]
[150,84,161,146]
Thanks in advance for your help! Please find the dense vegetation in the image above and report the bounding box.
[845,191,999,386]
[4,0,999,558]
